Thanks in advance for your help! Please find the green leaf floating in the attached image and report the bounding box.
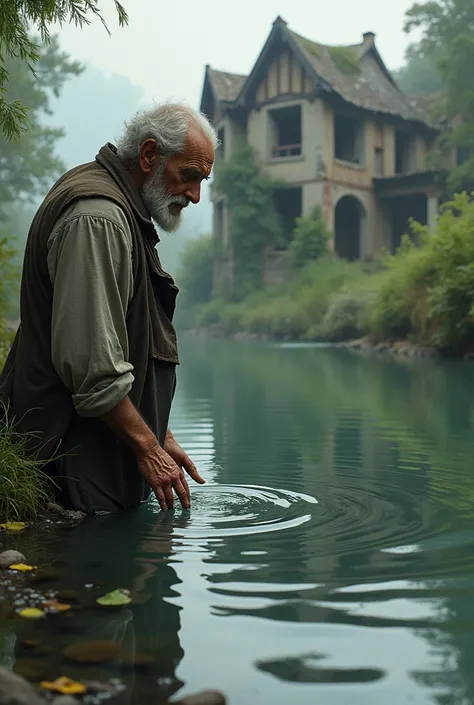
[96,589,132,607]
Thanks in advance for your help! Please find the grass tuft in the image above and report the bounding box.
[0,403,52,522]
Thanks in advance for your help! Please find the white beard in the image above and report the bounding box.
[140,163,189,233]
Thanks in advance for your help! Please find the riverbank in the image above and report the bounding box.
[177,193,474,360]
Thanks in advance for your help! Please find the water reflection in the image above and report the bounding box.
[3,337,474,704]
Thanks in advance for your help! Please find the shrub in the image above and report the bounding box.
[423,192,474,350]
[289,206,331,269]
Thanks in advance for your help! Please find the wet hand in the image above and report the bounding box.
[163,434,205,487]
[136,443,193,511]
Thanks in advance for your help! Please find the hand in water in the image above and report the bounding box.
[164,433,205,505]
[137,436,204,511]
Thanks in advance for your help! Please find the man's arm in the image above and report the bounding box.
[47,201,193,510]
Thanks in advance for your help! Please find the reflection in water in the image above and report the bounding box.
[3,337,474,704]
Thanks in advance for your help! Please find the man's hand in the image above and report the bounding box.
[164,430,205,486]
[101,398,204,511]
[136,442,192,511]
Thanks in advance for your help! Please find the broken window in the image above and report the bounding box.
[269,105,302,158]
[216,127,225,160]
[274,187,302,249]
[456,146,469,166]
[214,201,224,243]
[334,114,365,164]
[395,131,416,174]
[374,125,384,177]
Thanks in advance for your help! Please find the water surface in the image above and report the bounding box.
[4,337,474,704]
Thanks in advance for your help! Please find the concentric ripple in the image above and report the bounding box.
[170,484,318,539]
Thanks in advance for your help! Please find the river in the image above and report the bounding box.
[3,335,474,704]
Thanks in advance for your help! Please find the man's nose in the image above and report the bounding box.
[184,183,201,205]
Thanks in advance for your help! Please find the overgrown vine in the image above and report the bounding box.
[214,143,283,301]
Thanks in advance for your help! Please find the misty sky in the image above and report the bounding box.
[54,0,419,111]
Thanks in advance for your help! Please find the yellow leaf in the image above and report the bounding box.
[40,676,86,695]
[9,563,36,572]
[0,522,25,532]
[18,608,45,619]
[42,600,71,612]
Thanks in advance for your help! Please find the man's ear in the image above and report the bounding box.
[139,139,160,175]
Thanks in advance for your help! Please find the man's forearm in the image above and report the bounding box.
[101,396,158,457]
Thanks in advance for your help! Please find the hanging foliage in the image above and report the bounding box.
[214,144,283,301]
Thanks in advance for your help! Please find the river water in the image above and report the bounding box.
[3,336,474,704]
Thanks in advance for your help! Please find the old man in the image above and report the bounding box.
[0,103,217,515]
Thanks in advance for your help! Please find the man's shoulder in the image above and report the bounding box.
[55,197,131,234]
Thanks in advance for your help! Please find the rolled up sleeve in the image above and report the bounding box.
[48,206,135,417]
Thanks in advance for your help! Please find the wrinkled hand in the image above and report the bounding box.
[137,436,205,511]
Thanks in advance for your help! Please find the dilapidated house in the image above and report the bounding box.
[200,16,451,289]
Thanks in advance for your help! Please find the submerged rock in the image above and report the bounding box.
[0,667,43,705]
[175,692,226,705]
[56,589,78,602]
[51,698,78,705]
[0,550,26,569]
[30,567,60,584]
[13,658,48,681]
[64,640,121,664]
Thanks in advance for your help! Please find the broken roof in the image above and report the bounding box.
[206,66,247,103]
[201,17,435,128]
[288,28,431,125]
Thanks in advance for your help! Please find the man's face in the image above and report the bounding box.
[140,128,214,233]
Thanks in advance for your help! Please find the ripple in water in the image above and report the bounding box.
[168,484,317,539]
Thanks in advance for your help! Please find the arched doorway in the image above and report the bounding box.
[334,195,365,261]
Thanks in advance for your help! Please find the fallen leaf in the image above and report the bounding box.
[40,676,86,695]
[9,563,36,572]
[96,588,131,607]
[42,600,71,612]
[18,608,45,619]
[0,522,25,532]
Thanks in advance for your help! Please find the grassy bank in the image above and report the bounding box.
[178,192,474,356]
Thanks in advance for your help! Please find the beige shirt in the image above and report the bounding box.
[47,198,135,417]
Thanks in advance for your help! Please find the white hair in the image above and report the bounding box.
[116,101,218,168]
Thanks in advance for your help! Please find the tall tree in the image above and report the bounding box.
[405,0,474,190]
[0,36,82,219]
[0,0,128,139]
[394,43,444,95]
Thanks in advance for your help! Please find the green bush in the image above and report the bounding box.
[367,193,474,350]
[423,192,474,349]
[289,206,331,269]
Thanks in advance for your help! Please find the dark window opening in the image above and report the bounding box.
[374,147,384,177]
[217,127,225,159]
[395,131,415,174]
[274,187,302,249]
[334,114,365,164]
[270,105,302,158]
[214,201,224,241]
[389,194,427,252]
[335,196,363,261]
[456,146,470,166]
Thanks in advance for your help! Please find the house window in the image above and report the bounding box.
[395,131,416,174]
[269,105,302,159]
[374,148,384,177]
[274,187,302,249]
[217,127,225,160]
[334,114,365,165]
[456,146,469,166]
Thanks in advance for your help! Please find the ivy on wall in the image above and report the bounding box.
[214,144,283,301]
